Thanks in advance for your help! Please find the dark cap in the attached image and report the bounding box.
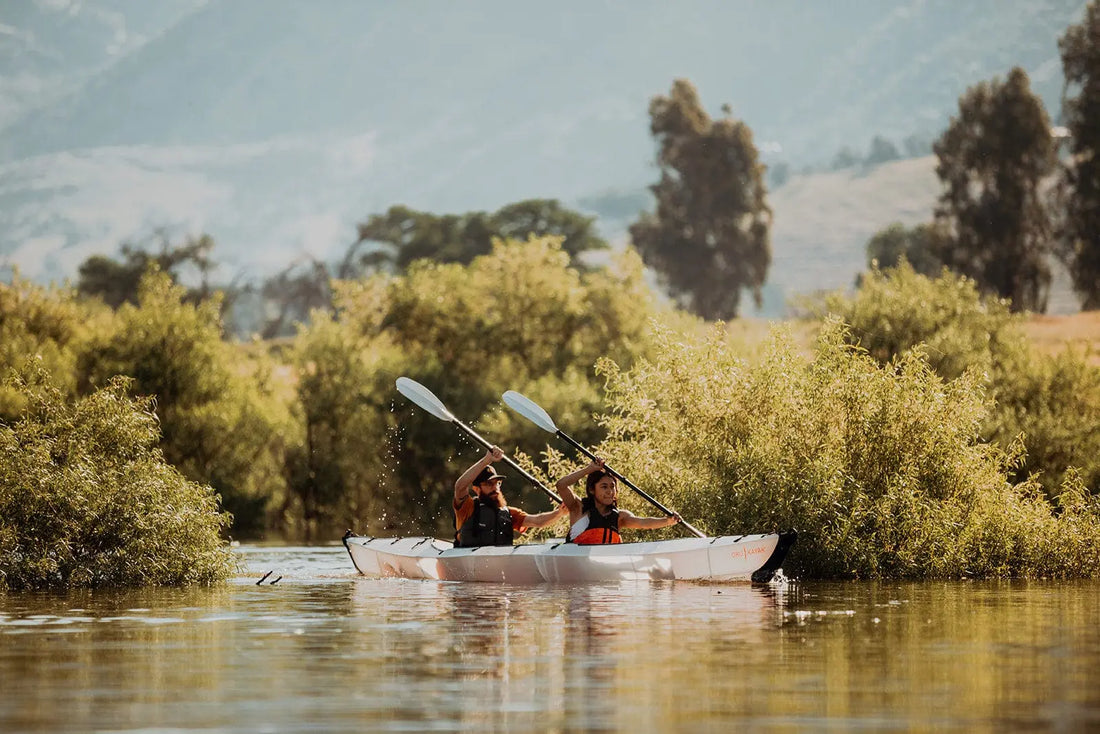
[474,466,505,485]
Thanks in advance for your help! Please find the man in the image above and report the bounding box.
[453,446,566,547]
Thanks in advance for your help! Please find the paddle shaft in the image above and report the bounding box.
[553,430,706,538]
[451,417,563,504]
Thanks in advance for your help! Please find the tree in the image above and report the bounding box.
[284,313,393,540]
[865,222,948,277]
[831,146,860,170]
[865,135,900,166]
[257,256,335,339]
[317,237,662,537]
[931,67,1057,313]
[341,199,607,278]
[1059,1,1100,309]
[78,270,292,536]
[76,232,217,309]
[903,133,933,158]
[0,275,105,420]
[629,79,771,321]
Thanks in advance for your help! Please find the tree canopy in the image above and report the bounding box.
[1058,0,1100,309]
[78,271,293,536]
[76,232,217,309]
[932,67,1057,313]
[629,79,772,321]
[341,199,608,278]
[865,222,949,278]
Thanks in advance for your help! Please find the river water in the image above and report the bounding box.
[1,544,1098,732]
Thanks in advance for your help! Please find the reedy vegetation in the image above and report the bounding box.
[2,239,1100,585]
[0,368,235,590]
[592,319,1100,579]
[825,263,1100,503]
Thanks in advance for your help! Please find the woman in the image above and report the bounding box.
[555,458,680,544]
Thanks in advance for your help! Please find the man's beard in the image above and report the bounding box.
[479,489,506,508]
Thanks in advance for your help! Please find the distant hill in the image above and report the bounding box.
[768,157,942,311]
[0,0,1089,313]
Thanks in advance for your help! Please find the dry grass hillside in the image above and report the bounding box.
[728,311,1100,366]
[1023,311,1100,365]
[766,156,1081,316]
[769,157,941,304]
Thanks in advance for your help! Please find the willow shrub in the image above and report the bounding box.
[311,237,667,537]
[0,274,109,422]
[0,368,236,590]
[78,270,293,537]
[825,263,1100,500]
[593,320,1100,579]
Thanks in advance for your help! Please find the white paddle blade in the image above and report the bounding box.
[396,377,455,422]
[502,390,558,433]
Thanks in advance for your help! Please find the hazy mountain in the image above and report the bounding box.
[0,0,1088,314]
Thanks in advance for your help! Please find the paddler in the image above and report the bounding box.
[453,446,567,547]
[556,458,681,544]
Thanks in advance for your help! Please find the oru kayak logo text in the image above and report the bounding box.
[734,543,769,560]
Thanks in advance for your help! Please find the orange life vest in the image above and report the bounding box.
[568,507,621,545]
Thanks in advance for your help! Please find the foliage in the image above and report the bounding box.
[984,342,1100,496]
[593,320,1100,579]
[0,275,108,421]
[865,223,949,279]
[932,67,1057,313]
[831,146,860,170]
[865,136,901,167]
[282,313,400,539]
[0,367,236,590]
[629,78,772,320]
[294,237,663,538]
[77,270,293,537]
[1058,1,1100,309]
[825,262,1023,380]
[825,264,1100,501]
[343,199,608,277]
[76,232,218,310]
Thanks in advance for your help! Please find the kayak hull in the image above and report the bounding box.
[343,531,796,583]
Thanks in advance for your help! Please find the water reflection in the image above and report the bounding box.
[773,580,1100,730]
[339,579,786,732]
[1,547,1098,732]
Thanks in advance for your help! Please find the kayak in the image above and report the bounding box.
[342,530,796,583]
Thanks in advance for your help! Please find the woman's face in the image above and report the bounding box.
[591,475,618,506]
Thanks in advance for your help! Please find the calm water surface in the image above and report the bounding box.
[1,544,1098,733]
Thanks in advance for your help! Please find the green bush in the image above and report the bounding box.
[822,262,1023,380]
[0,367,236,589]
[78,270,293,536]
[592,319,1100,579]
[824,263,1100,500]
[290,237,666,538]
[282,311,401,539]
[0,275,108,422]
[988,344,1100,494]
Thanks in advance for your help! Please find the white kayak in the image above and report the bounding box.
[342,531,796,583]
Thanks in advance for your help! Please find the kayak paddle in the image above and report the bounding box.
[501,390,705,538]
[395,377,562,504]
